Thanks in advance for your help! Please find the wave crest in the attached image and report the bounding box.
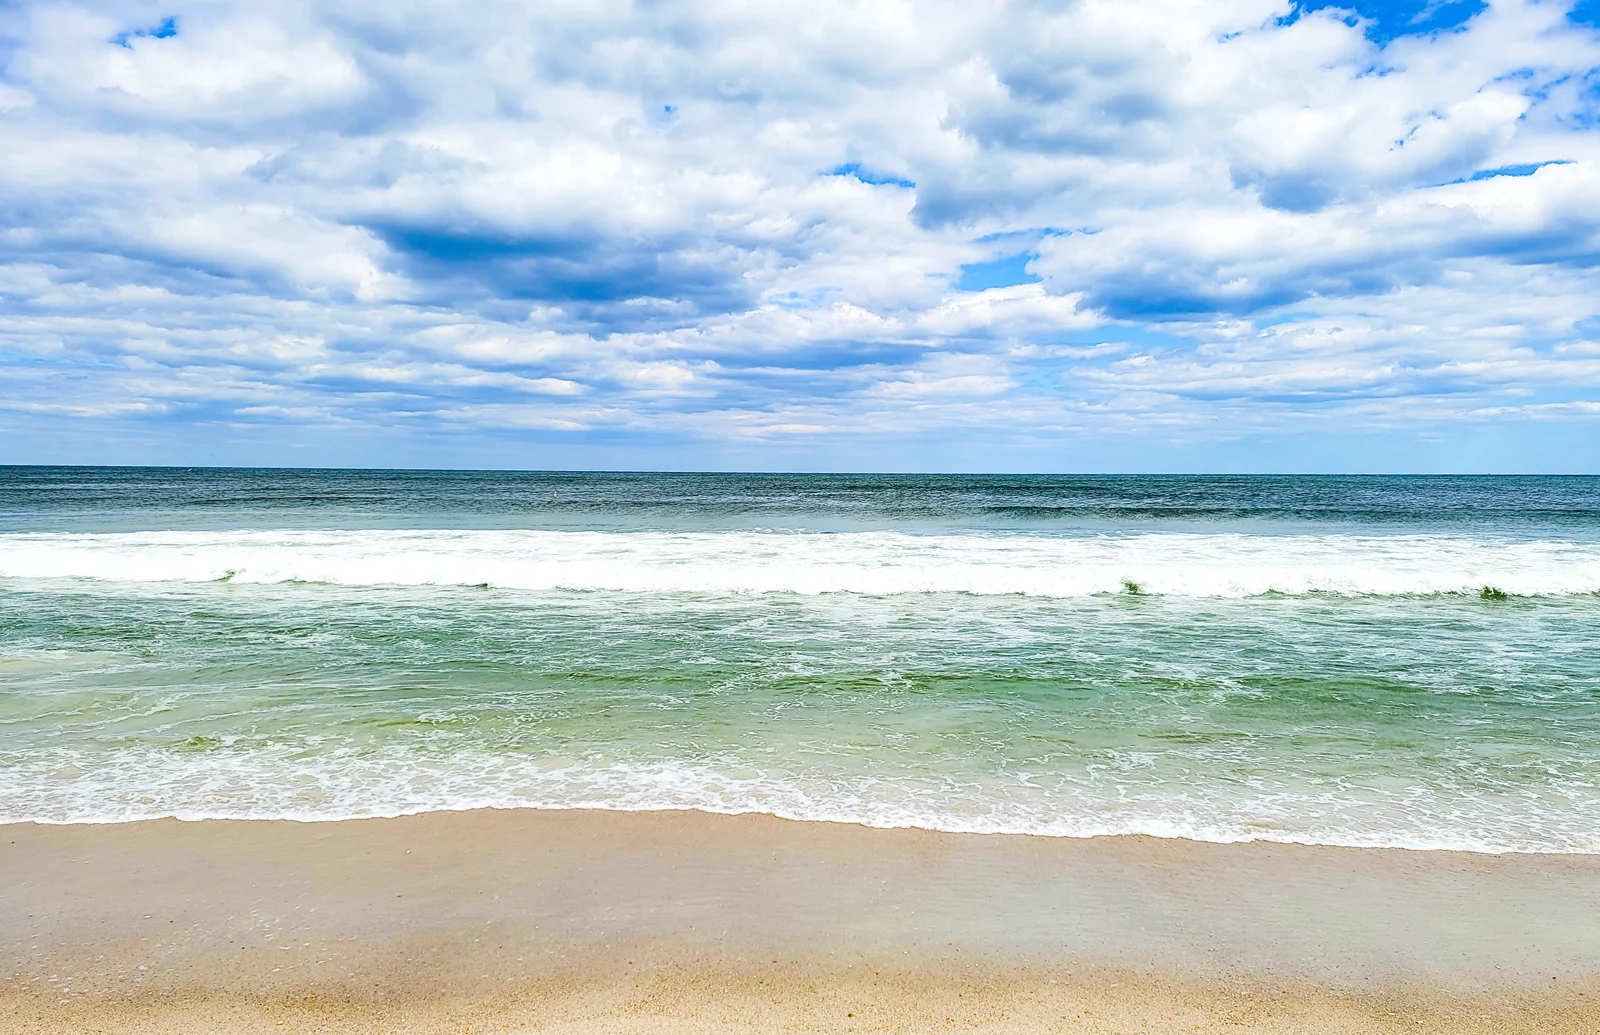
[2,528,1598,598]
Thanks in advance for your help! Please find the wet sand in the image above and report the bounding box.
[4,808,1599,1033]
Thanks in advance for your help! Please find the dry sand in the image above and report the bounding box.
[4,808,1599,1033]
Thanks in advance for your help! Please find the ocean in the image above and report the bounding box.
[1,467,1597,853]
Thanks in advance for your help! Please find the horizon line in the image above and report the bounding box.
[2,463,1596,479]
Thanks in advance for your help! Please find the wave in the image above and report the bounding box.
[4,746,1595,854]
[2,528,1599,597]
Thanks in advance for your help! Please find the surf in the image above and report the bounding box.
[2,528,1598,598]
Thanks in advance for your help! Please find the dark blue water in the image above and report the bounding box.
[3,467,1599,535]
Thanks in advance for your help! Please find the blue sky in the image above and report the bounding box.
[1,0,1599,471]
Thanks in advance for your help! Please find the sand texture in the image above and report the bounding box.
[4,809,1599,1033]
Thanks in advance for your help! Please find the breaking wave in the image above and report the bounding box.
[2,528,1598,598]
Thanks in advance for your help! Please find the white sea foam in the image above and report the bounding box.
[1,528,1598,597]
[3,746,1596,854]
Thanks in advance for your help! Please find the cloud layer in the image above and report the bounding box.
[1,0,1598,469]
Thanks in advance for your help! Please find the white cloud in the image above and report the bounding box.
[0,0,1597,466]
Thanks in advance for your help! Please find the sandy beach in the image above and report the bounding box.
[4,808,1599,1033]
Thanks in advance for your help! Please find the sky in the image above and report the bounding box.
[1,0,1599,472]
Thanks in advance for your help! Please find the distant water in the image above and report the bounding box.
[2,467,1598,853]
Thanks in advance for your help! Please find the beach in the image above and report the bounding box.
[5,0,1600,1008]
[5,808,1600,1033]
[4,470,1600,1032]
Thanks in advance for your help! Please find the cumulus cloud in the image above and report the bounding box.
[0,0,1597,468]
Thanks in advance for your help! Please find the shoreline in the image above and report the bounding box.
[8,801,1597,857]
[5,808,1600,1032]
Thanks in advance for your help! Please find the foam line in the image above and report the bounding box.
[2,529,1598,597]
[3,748,1596,854]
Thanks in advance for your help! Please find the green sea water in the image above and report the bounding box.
[2,468,1598,852]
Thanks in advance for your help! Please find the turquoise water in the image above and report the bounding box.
[2,469,1598,852]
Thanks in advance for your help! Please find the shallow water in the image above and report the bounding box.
[2,468,1597,852]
